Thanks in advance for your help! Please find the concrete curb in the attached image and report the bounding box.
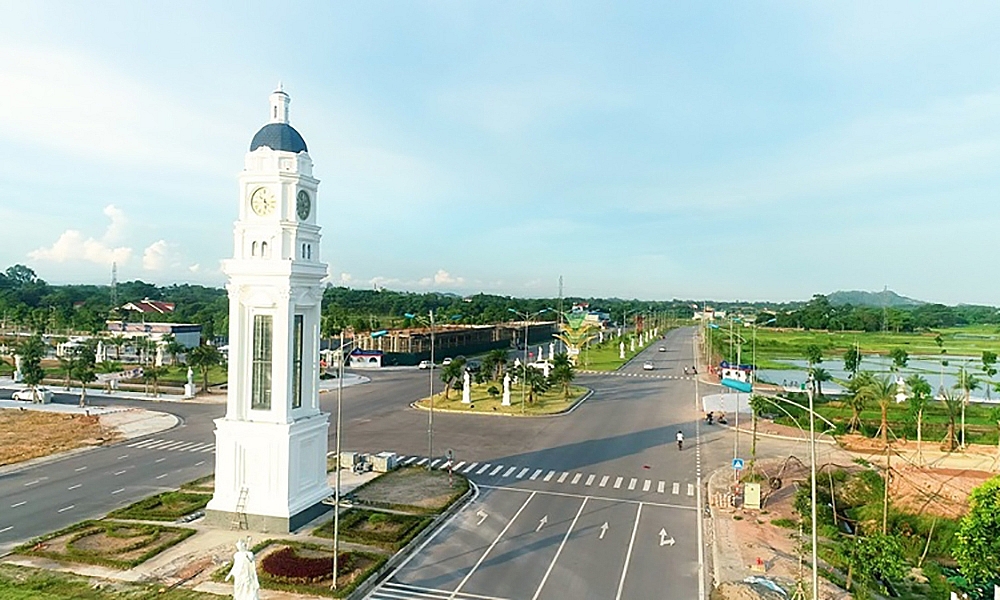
[346,480,478,600]
[408,387,595,418]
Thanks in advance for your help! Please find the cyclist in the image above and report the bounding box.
[676,430,684,451]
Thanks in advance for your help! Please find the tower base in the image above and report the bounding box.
[203,501,330,534]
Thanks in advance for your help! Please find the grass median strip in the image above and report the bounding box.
[106,491,211,522]
[14,520,195,570]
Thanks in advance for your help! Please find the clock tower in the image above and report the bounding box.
[205,86,332,532]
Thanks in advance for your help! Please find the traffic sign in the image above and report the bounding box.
[732,458,745,470]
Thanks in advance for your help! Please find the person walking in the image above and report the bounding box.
[676,430,684,451]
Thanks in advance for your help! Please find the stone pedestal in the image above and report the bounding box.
[184,383,196,398]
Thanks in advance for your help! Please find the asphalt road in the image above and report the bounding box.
[0,327,711,599]
[367,327,708,600]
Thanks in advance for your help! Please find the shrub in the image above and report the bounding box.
[772,518,798,529]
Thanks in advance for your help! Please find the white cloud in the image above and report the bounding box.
[188,264,201,273]
[418,269,465,287]
[339,272,353,285]
[141,240,174,271]
[29,203,132,266]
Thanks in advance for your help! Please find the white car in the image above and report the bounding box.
[12,387,52,402]
[442,357,453,366]
[418,360,432,370]
[642,361,655,371]
[658,346,666,352]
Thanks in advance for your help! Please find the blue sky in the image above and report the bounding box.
[3,2,1000,304]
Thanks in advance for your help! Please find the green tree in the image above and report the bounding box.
[990,406,1000,468]
[804,344,823,397]
[748,394,768,464]
[889,348,908,372]
[481,348,508,381]
[905,374,932,467]
[981,351,997,401]
[143,365,164,397]
[954,475,1000,584]
[940,389,964,452]
[548,352,575,399]
[18,335,46,403]
[187,344,221,393]
[57,353,74,390]
[954,367,980,449]
[863,374,896,448]
[844,533,907,594]
[517,364,550,403]
[439,357,466,400]
[811,367,832,397]
[71,344,97,407]
[843,345,862,379]
[845,371,875,433]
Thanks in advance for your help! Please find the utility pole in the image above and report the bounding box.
[807,373,819,600]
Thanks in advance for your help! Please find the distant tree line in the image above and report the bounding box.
[760,294,1000,332]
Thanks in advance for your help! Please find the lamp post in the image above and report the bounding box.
[508,308,550,415]
[806,372,819,600]
[405,311,436,468]
[331,330,357,590]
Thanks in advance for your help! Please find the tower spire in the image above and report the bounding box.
[269,85,290,124]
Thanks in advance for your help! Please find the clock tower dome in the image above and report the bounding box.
[205,86,332,532]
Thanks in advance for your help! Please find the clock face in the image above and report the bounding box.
[296,190,311,220]
[249,187,275,216]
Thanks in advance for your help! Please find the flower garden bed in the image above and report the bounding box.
[213,539,385,598]
[312,509,431,550]
[106,491,211,521]
[15,520,195,569]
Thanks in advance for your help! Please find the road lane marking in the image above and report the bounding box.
[441,461,452,470]
[194,461,205,467]
[658,481,665,493]
[585,474,595,486]
[557,472,568,483]
[156,473,168,479]
[430,459,441,468]
[75,466,87,472]
[188,443,213,452]
[516,468,529,479]
[111,489,124,495]
[477,464,492,475]
[530,469,542,480]
[57,505,75,513]
[449,491,536,599]
[628,478,637,490]
[599,475,609,487]
[478,485,697,510]
[402,456,417,465]
[117,455,129,460]
[201,446,215,453]
[417,458,428,465]
[172,442,198,452]
[543,470,555,482]
[0,526,12,534]
[155,458,166,463]
[536,515,548,532]
[614,476,623,489]
[615,502,643,600]
[531,497,588,600]
[600,521,609,539]
[672,482,680,494]
[453,461,465,471]
[490,465,504,476]
[462,462,478,474]
[643,480,651,492]
[114,470,127,476]
[11,502,26,508]
[384,582,512,600]
[688,483,695,496]
[502,467,517,478]
[67,484,82,490]
[571,473,582,484]
[24,480,40,487]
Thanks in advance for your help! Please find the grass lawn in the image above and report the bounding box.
[576,340,640,371]
[0,564,213,600]
[715,325,1000,365]
[106,491,211,521]
[415,382,588,415]
[313,509,431,550]
[151,364,227,386]
[16,520,195,570]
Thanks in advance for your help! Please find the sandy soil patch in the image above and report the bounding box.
[0,409,116,466]
[351,467,464,511]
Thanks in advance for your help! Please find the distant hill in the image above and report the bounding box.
[827,289,925,308]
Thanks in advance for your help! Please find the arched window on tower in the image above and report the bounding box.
[261,241,269,258]
[252,241,258,257]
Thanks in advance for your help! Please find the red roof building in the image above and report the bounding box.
[120,298,176,314]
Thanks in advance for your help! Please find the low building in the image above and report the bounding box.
[349,349,383,368]
[120,298,176,315]
[106,321,202,348]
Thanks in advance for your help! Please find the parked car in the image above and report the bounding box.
[658,346,666,352]
[418,360,432,370]
[12,387,52,402]
[642,361,655,371]
[442,357,453,366]
[465,360,482,373]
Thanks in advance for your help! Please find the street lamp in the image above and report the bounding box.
[405,311,436,468]
[508,308,551,415]
[806,372,819,600]
[330,330,357,590]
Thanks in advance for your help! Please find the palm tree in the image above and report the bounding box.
[846,371,875,433]
[905,374,932,467]
[863,374,896,447]
[57,353,74,390]
[749,394,768,465]
[439,358,465,400]
[954,367,980,449]
[71,344,97,408]
[481,349,508,381]
[548,352,575,399]
[811,367,832,397]
[939,389,964,452]
[143,366,164,397]
[989,406,1000,468]
[110,335,126,360]
[187,344,221,393]
[518,364,550,403]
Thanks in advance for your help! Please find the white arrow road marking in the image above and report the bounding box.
[659,528,676,547]
[531,498,588,600]
[599,522,609,539]
[536,515,548,532]
[476,510,488,526]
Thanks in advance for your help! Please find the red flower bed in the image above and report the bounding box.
[260,546,355,582]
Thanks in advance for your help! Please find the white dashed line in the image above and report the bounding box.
[0,526,12,534]
[117,455,129,460]
[67,484,82,491]
[477,464,493,475]
[658,481,665,494]
[11,502,26,508]
[672,482,680,495]
[111,488,124,495]
[114,470,127,476]
[543,471,555,482]
[516,468,529,479]
[156,473,168,479]
[57,505,74,513]
[642,480,651,492]
[628,478,637,491]
[599,475,609,488]
[557,472,569,483]
[74,466,87,472]
[687,483,695,497]
[453,461,466,471]
[430,459,441,468]
[614,477,623,489]
[462,462,478,474]
[503,467,517,478]
[417,458,428,466]
[155,458,166,463]
[571,473,582,485]
[24,480,39,487]
[585,474,595,486]
[529,469,542,480]
[490,465,504,476]
[194,461,205,467]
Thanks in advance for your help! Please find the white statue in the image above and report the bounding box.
[549,342,555,361]
[619,341,625,359]
[187,367,194,387]
[599,331,604,343]
[502,373,511,406]
[630,338,636,352]
[538,346,544,362]
[542,361,551,378]
[155,344,164,367]
[226,538,260,600]
[462,370,472,404]
[96,341,105,364]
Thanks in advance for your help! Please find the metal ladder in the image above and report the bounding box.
[232,486,249,530]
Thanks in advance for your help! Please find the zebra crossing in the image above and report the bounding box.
[369,581,510,600]
[125,438,216,453]
[394,455,695,497]
[576,370,694,380]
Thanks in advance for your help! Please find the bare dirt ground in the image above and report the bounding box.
[351,467,463,511]
[0,409,117,466]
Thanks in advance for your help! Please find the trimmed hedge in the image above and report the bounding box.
[313,509,431,550]
[14,520,195,569]
[107,491,211,521]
